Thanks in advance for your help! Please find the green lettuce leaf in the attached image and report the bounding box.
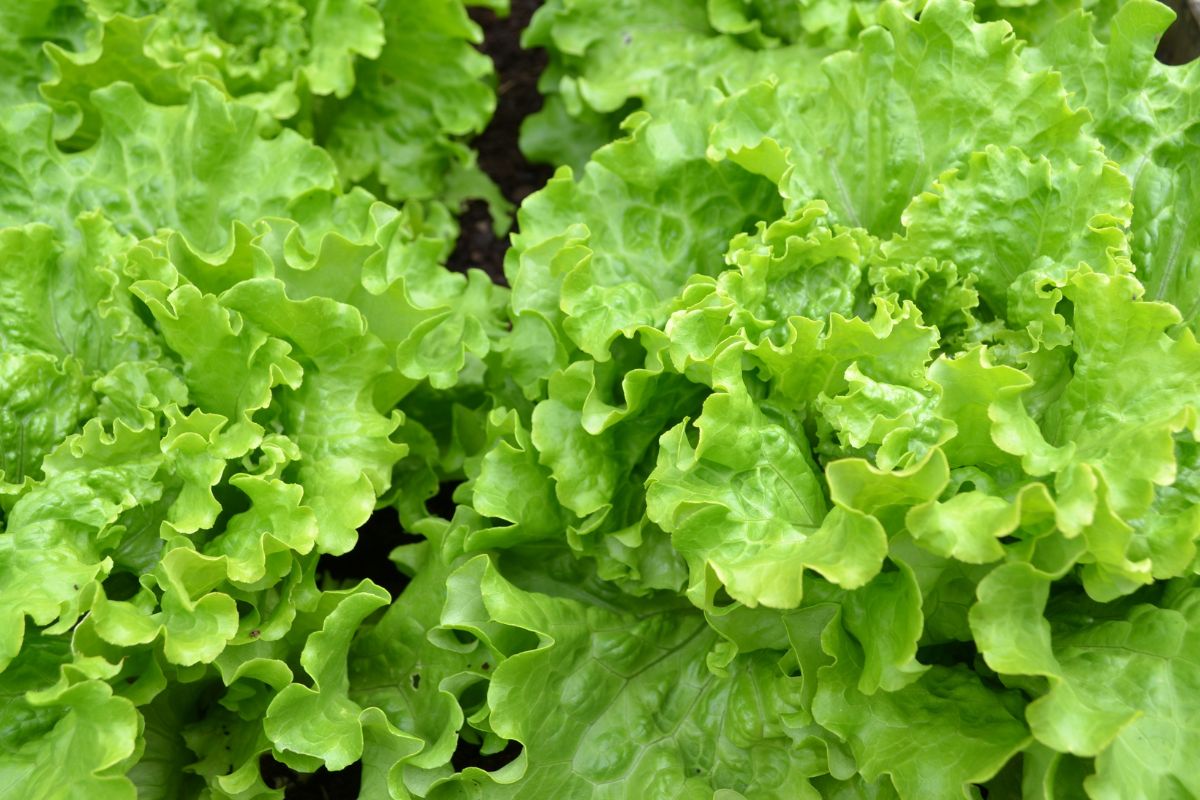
[709,0,1091,235]
[972,565,1200,798]
[1023,0,1200,328]
[434,554,830,799]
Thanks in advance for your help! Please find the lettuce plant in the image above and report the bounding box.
[0,3,506,796]
[2,0,1200,798]
[1,0,507,213]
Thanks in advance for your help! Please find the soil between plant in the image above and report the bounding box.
[447,0,553,285]
[1157,0,1200,64]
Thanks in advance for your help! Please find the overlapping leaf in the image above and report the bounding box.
[5,0,1200,796]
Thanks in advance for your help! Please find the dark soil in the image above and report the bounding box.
[260,754,361,799]
[1157,0,1200,64]
[317,506,420,598]
[447,0,553,285]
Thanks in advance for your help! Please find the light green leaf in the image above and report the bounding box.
[511,105,782,360]
[882,144,1132,317]
[814,606,1030,798]
[0,81,338,250]
[0,352,93,485]
[0,420,163,670]
[972,564,1200,798]
[322,0,501,207]
[1023,0,1200,328]
[265,582,399,770]
[350,518,493,791]
[906,491,1017,564]
[0,631,140,799]
[435,555,827,799]
[710,0,1091,235]
[648,389,834,608]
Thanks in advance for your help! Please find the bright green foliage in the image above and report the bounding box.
[1022,0,1200,329]
[3,0,507,213]
[0,4,507,793]
[520,0,831,170]
[480,0,1200,796]
[4,0,1200,797]
[519,0,1118,171]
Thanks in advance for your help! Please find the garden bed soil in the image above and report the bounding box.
[447,0,553,285]
[1157,0,1200,63]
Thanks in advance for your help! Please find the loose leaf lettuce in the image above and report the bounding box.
[4,0,1200,796]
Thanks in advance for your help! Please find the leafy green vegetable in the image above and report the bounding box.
[14,0,508,214]
[3,0,1200,796]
